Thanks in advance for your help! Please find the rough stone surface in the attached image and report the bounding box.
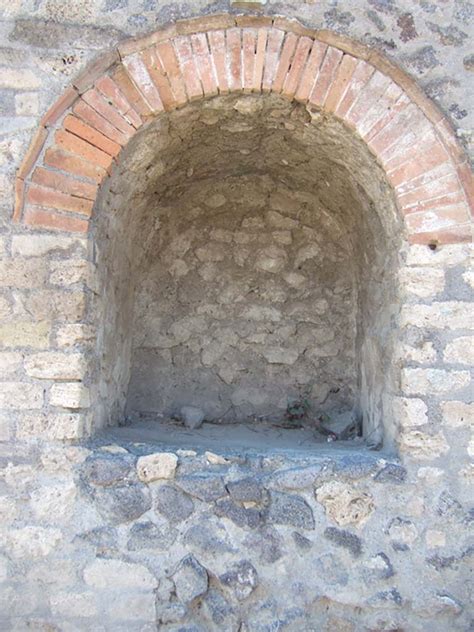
[0,3,472,630]
[316,481,374,526]
[155,485,195,523]
[265,491,315,530]
[136,452,178,482]
[219,560,258,601]
[172,555,208,605]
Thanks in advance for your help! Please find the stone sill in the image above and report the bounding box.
[94,420,404,483]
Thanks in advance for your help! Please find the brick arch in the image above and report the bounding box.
[14,14,472,244]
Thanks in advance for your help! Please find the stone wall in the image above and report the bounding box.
[0,436,472,631]
[0,4,472,630]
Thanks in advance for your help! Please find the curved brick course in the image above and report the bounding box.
[13,14,473,245]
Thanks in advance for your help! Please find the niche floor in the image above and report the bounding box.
[106,419,366,457]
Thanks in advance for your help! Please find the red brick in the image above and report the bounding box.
[388,142,450,188]
[378,110,433,165]
[118,24,178,57]
[309,46,343,107]
[272,32,299,94]
[252,29,268,92]
[95,76,142,128]
[44,147,107,184]
[226,28,242,92]
[435,118,466,165]
[345,71,391,126]
[156,41,188,106]
[294,40,327,102]
[404,204,470,234]
[173,36,203,100]
[72,50,119,94]
[381,127,435,172]
[456,160,474,214]
[408,223,472,245]
[73,100,128,146]
[176,13,235,36]
[364,93,411,143]
[122,53,164,113]
[262,28,285,93]
[401,190,466,215]
[63,115,121,157]
[191,33,218,96]
[324,54,358,113]
[111,65,152,117]
[54,130,113,171]
[141,46,177,111]
[82,89,136,139]
[31,167,97,201]
[397,173,462,210]
[24,205,89,233]
[26,183,94,216]
[17,126,49,180]
[235,15,273,28]
[274,17,316,38]
[40,86,79,127]
[242,28,257,93]
[395,162,455,197]
[13,177,25,223]
[208,30,229,94]
[335,59,374,118]
[282,36,313,99]
[356,81,402,138]
[368,102,420,157]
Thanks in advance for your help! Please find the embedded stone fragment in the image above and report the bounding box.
[205,451,229,465]
[181,405,205,429]
[214,498,262,529]
[440,401,473,428]
[50,382,90,409]
[184,522,234,554]
[292,531,313,550]
[400,302,473,330]
[243,526,284,563]
[273,464,327,490]
[265,491,315,530]
[219,560,258,601]
[202,588,238,628]
[226,476,265,503]
[398,430,449,460]
[6,526,62,559]
[127,521,177,551]
[175,474,227,501]
[0,383,43,409]
[399,266,444,297]
[136,452,178,482]
[362,552,394,582]
[172,555,209,604]
[80,454,135,487]
[444,336,474,365]
[391,397,428,428]
[155,485,195,522]
[401,368,470,395]
[24,352,87,380]
[374,463,407,484]
[84,559,157,589]
[92,484,151,524]
[367,588,402,607]
[387,517,418,550]
[324,527,362,557]
[315,481,374,526]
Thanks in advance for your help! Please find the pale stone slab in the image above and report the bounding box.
[136,452,178,482]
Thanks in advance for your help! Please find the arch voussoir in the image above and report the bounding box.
[13,15,472,245]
